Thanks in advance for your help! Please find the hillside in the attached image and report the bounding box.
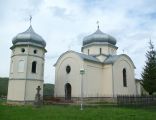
[0,77,9,96]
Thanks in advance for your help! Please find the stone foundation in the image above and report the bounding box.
[7,100,35,105]
[52,97,117,104]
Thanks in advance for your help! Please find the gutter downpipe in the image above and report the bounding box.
[111,60,115,103]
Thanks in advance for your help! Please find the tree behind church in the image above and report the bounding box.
[141,40,156,95]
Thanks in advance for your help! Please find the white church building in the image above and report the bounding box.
[54,27,141,100]
[7,22,141,104]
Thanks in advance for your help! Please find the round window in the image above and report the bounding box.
[34,49,37,54]
[66,65,71,74]
[21,48,25,53]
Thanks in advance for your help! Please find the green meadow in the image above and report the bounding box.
[0,100,156,120]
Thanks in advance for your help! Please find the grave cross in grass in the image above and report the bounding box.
[36,86,41,96]
[34,86,42,107]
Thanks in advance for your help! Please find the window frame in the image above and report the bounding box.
[31,61,37,73]
[100,48,102,54]
[66,65,71,74]
[123,68,127,87]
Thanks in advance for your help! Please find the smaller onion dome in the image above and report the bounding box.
[12,25,46,47]
[83,28,116,46]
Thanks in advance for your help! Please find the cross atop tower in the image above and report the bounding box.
[97,21,99,29]
[29,15,32,26]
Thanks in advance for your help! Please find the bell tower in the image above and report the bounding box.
[7,24,46,104]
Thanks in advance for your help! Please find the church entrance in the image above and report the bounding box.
[65,83,71,100]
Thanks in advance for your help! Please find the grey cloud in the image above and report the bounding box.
[19,0,43,19]
[46,54,59,60]
[48,6,73,20]
[28,0,43,6]
[71,33,86,46]
[50,6,67,17]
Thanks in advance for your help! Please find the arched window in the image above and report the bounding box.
[32,61,37,73]
[66,65,71,74]
[123,68,127,87]
[18,60,25,72]
[88,49,90,55]
[100,48,102,54]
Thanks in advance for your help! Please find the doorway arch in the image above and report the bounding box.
[65,83,71,100]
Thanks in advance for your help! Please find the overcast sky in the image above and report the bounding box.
[0,0,156,83]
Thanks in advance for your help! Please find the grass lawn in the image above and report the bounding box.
[0,101,156,120]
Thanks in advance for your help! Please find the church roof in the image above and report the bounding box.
[104,55,120,64]
[12,25,46,48]
[54,50,101,66]
[54,51,135,68]
[104,54,136,68]
[77,52,135,67]
[83,28,117,46]
[75,52,101,63]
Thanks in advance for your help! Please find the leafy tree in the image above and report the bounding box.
[141,40,156,95]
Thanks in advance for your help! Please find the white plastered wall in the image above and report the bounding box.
[55,52,114,98]
[101,64,113,97]
[7,45,45,102]
[25,80,43,100]
[10,46,45,80]
[7,80,25,101]
[54,52,137,98]
[54,51,83,97]
[83,61,103,97]
[136,81,141,95]
[83,45,117,55]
